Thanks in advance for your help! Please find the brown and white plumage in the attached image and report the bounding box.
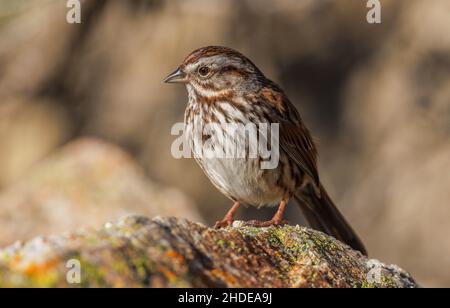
[164,46,367,255]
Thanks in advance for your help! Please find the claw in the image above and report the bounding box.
[214,202,240,229]
[214,219,232,229]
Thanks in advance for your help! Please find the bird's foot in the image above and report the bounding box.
[243,219,288,228]
[214,202,240,229]
[214,219,233,229]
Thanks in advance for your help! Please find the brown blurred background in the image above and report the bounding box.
[0,0,449,287]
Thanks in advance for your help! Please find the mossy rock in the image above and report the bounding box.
[0,216,418,288]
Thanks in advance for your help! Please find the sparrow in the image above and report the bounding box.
[164,46,367,255]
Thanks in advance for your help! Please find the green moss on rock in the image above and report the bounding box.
[0,216,418,288]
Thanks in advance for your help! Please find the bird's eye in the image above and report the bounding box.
[198,66,210,77]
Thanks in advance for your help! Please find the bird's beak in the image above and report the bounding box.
[163,67,187,83]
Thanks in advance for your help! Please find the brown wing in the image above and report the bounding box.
[260,85,320,187]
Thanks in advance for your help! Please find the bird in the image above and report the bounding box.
[163,46,367,255]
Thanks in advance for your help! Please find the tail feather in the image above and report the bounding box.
[294,184,367,256]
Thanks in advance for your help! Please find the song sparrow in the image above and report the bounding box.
[164,46,367,255]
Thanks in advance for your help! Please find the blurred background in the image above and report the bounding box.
[0,0,449,287]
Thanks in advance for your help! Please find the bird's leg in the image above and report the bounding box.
[244,200,288,227]
[214,202,240,229]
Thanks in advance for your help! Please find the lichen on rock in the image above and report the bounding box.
[0,216,418,288]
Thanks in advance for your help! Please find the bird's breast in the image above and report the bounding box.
[184,100,290,207]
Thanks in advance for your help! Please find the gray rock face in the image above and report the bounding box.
[0,216,417,288]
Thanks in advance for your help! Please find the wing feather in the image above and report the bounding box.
[259,84,320,186]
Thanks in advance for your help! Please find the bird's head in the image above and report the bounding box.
[163,46,264,96]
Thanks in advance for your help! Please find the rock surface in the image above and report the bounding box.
[0,138,203,246]
[0,216,417,288]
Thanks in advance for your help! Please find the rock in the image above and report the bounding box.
[0,138,203,246]
[0,98,71,187]
[0,216,417,288]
